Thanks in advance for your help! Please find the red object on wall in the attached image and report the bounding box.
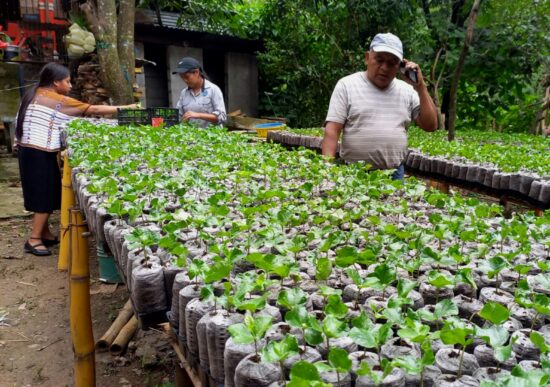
[38,0,47,23]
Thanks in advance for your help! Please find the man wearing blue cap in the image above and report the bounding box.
[322,33,438,180]
[173,57,227,128]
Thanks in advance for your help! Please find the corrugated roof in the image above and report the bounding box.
[135,9,231,36]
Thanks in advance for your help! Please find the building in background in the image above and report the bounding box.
[135,9,261,116]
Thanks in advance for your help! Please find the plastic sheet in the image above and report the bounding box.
[320,370,352,387]
[178,284,201,339]
[404,365,441,387]
[435,348,479,376]
[473,344,517,370]
[185,298,214,362]
[206,311,244,383]
[224,337,266,387]
[381,338,421,361]
[170,272,191,328]
[283,346,322,377]
[234,353,282,387]
[196,313,211,372]
[435,374,479,387]
[131,262,167,314]
[356,368,404,387]
[317,336,357,358]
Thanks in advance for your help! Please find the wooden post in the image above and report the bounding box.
[69,208,95,387]
[58,154,75,271]
[96,299,133,351]
[428,179,450,194]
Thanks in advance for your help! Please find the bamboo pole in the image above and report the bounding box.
[69,208,95,387]
[96,299,134,351]
[58,154,75,271]
[109,315,138,356]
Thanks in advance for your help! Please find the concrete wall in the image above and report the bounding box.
[226,52,258,116]
[0,63,21,123]
[166,46,202,107]
[134,42,146,107]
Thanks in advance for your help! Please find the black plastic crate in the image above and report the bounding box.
[117,107,179,127]
[149,107,179,128]
[117,108,151,126]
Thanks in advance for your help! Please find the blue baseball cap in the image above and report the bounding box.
[172,57,201,74]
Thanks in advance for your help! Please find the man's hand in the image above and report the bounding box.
[404,59,438,132]
[400,59,424,88]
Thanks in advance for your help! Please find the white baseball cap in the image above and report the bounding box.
[369,33,403,61]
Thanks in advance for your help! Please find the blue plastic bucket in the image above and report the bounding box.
[97,245,123,283]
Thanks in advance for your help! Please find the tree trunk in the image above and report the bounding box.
[118,0,135,89]
[431,45,446,130]
[447,0,482,141]
[531,86,550,135]
[81,0,134,105]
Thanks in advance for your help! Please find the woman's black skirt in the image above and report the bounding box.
[18,146,61,213]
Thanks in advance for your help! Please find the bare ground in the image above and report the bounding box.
[0,151,176,387]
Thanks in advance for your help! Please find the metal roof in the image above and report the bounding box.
[135,9,231,36]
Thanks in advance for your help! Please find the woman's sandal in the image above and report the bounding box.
[24,237,52,257]
[42,237,60,247]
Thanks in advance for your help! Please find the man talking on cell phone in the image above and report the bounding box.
[322,32,438,181]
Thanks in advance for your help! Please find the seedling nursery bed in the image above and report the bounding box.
[67,120,549,387]
[266,130,550,209]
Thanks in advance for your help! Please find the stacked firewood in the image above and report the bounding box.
[74,55,110,105]
[72,54,142,104]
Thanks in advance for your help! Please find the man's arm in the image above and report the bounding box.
[401,60,438,132]
[322,121,343,159]
[414,83,438,132]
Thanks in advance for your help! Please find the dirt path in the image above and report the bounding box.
[0,151,175,387]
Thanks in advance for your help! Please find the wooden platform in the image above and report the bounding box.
[161,323,218,387]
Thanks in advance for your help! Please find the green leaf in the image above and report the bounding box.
[250,315,273,339]
[227,323,254,344]
[427,270,453,288]
[349,327,377,348]
[335,246,358,267]
[304,327,324,346]
[479,302,510,325]
[393,355,422,375]
[322,315,348,339]
[327,347,352,372]
[316,257,332,280]
[440,322,473,346]
[261,335,300,363]
[203,260,232,283]
[351,312,374,330]
[421,340,435,366]
[235,294,267,312]
[433,299,459,319]
[397,318,430,343]
[285,306,310,328]
[278,288,307,309]
[397,278,417,298]
[324,294,348,318]
[476,325,510,347]
[530,332,550,354]
[369,263,396,286]
[289,360,324,382]
[494,342,513,363]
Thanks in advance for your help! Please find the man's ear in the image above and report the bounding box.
[365,51,370,66]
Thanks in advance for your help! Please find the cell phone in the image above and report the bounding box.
[400,61,418,84]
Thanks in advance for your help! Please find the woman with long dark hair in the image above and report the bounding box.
[16,62,136,256]
[173,57,226,128]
